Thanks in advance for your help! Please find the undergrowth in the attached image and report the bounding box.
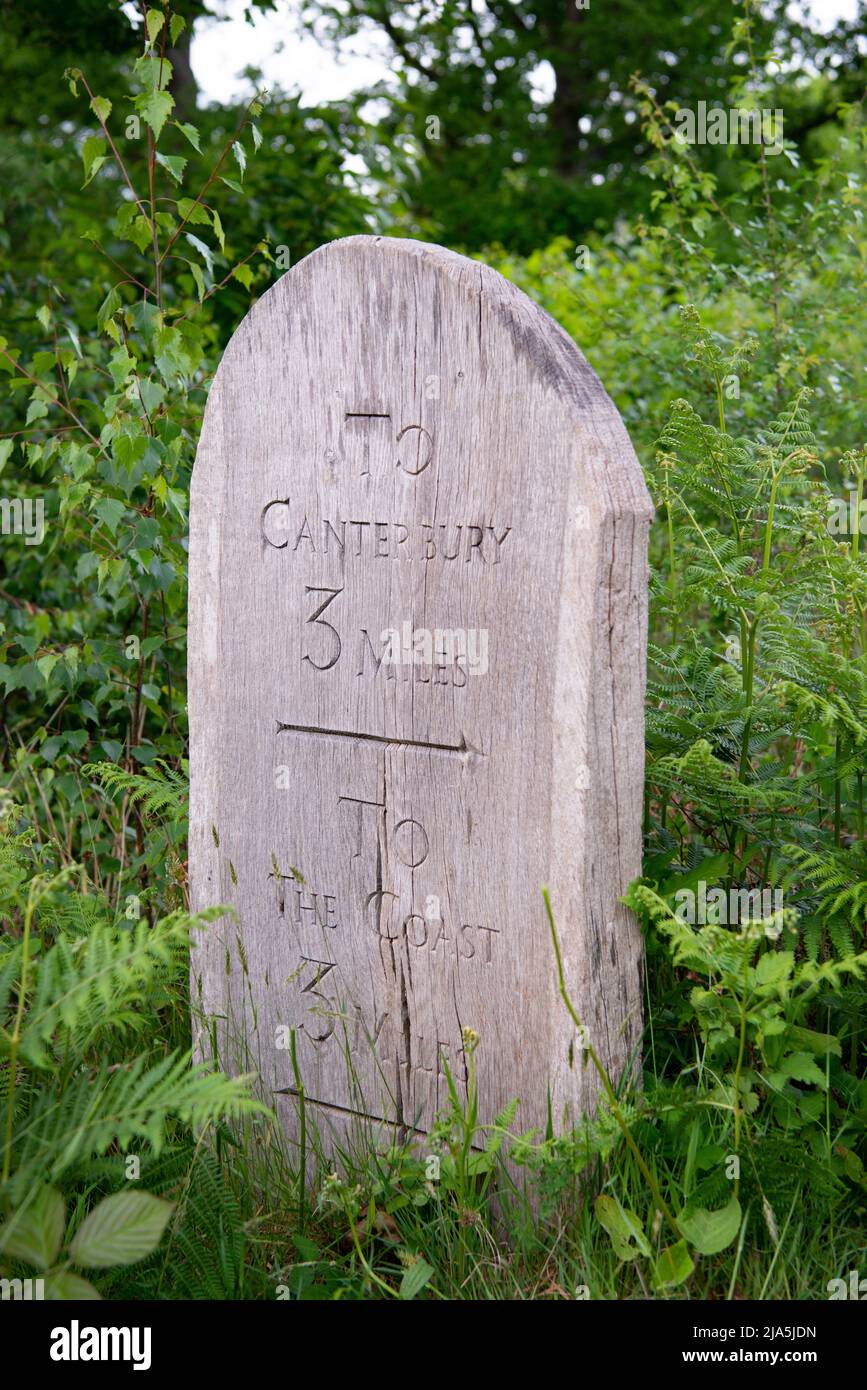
[0,3,865,1299]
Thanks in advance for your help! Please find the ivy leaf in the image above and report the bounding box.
[69,1191,173,1269]
[136,89,174,141]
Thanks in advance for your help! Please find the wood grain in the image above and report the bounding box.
[188,235,653,1160]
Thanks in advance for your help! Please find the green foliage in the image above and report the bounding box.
[300,0,860,252]
[0,813,264,1298]
[0,0,865,1302]
[82,758,188,821]
[0,1181,173,1299]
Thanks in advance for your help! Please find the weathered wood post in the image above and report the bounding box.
[189,235,651,1165]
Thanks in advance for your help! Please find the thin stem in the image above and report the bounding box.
[544,889,679,1237]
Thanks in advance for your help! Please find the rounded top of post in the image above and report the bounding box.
[200,232,652,519]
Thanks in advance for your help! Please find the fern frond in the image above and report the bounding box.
[81,759,188,822]
[6,1054,266,1199]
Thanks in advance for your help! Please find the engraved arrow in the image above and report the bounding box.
[276,721,484,756]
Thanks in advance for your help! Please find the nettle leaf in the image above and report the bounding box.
[779,1052,826,1086]
[69,1191,173,1269]
[155,152,187,185]
[175,121,201,152]
[0,1185,65,1269]
[136,89,174,141]
[678,1196,741,1255]
[232,140,247,179]
[755,951,794,989]
[219,175,244,195]
[0,439,13,473]
[145,7,165,46]
[250,121,262,152]
[788,1025,841,1057]
[169,13,186,44]
[185,232,214,277]
[232,263,253,290]
[90,95,111,124]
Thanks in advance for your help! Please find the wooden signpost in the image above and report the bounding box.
[189,235,652,1163]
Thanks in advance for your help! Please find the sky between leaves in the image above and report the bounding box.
[119,0,863,109]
